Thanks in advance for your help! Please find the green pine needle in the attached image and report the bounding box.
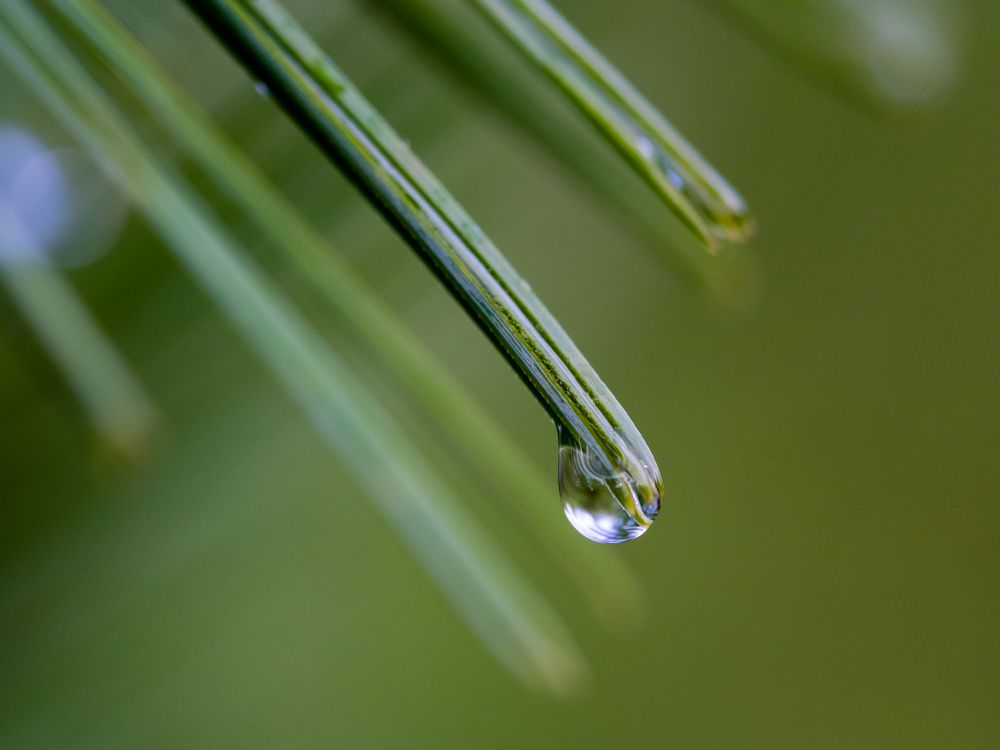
[183,0,663,538]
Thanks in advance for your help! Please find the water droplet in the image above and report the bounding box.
[254,81,271,98]
[556,425,661,544]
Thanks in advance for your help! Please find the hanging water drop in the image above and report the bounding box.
[556,425,661,544]
[254,81,270,98]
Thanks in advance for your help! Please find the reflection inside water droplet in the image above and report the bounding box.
[556,425,661,544]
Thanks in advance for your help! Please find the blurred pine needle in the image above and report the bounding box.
[0,259,158,463]
[705,0,962,108]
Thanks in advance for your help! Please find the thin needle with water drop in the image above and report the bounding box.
[469,0,754,250]
[182,0,664,543]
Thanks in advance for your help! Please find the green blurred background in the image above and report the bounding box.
[2,0,998,747]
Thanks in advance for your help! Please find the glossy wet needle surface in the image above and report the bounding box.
[557,425,660,543]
